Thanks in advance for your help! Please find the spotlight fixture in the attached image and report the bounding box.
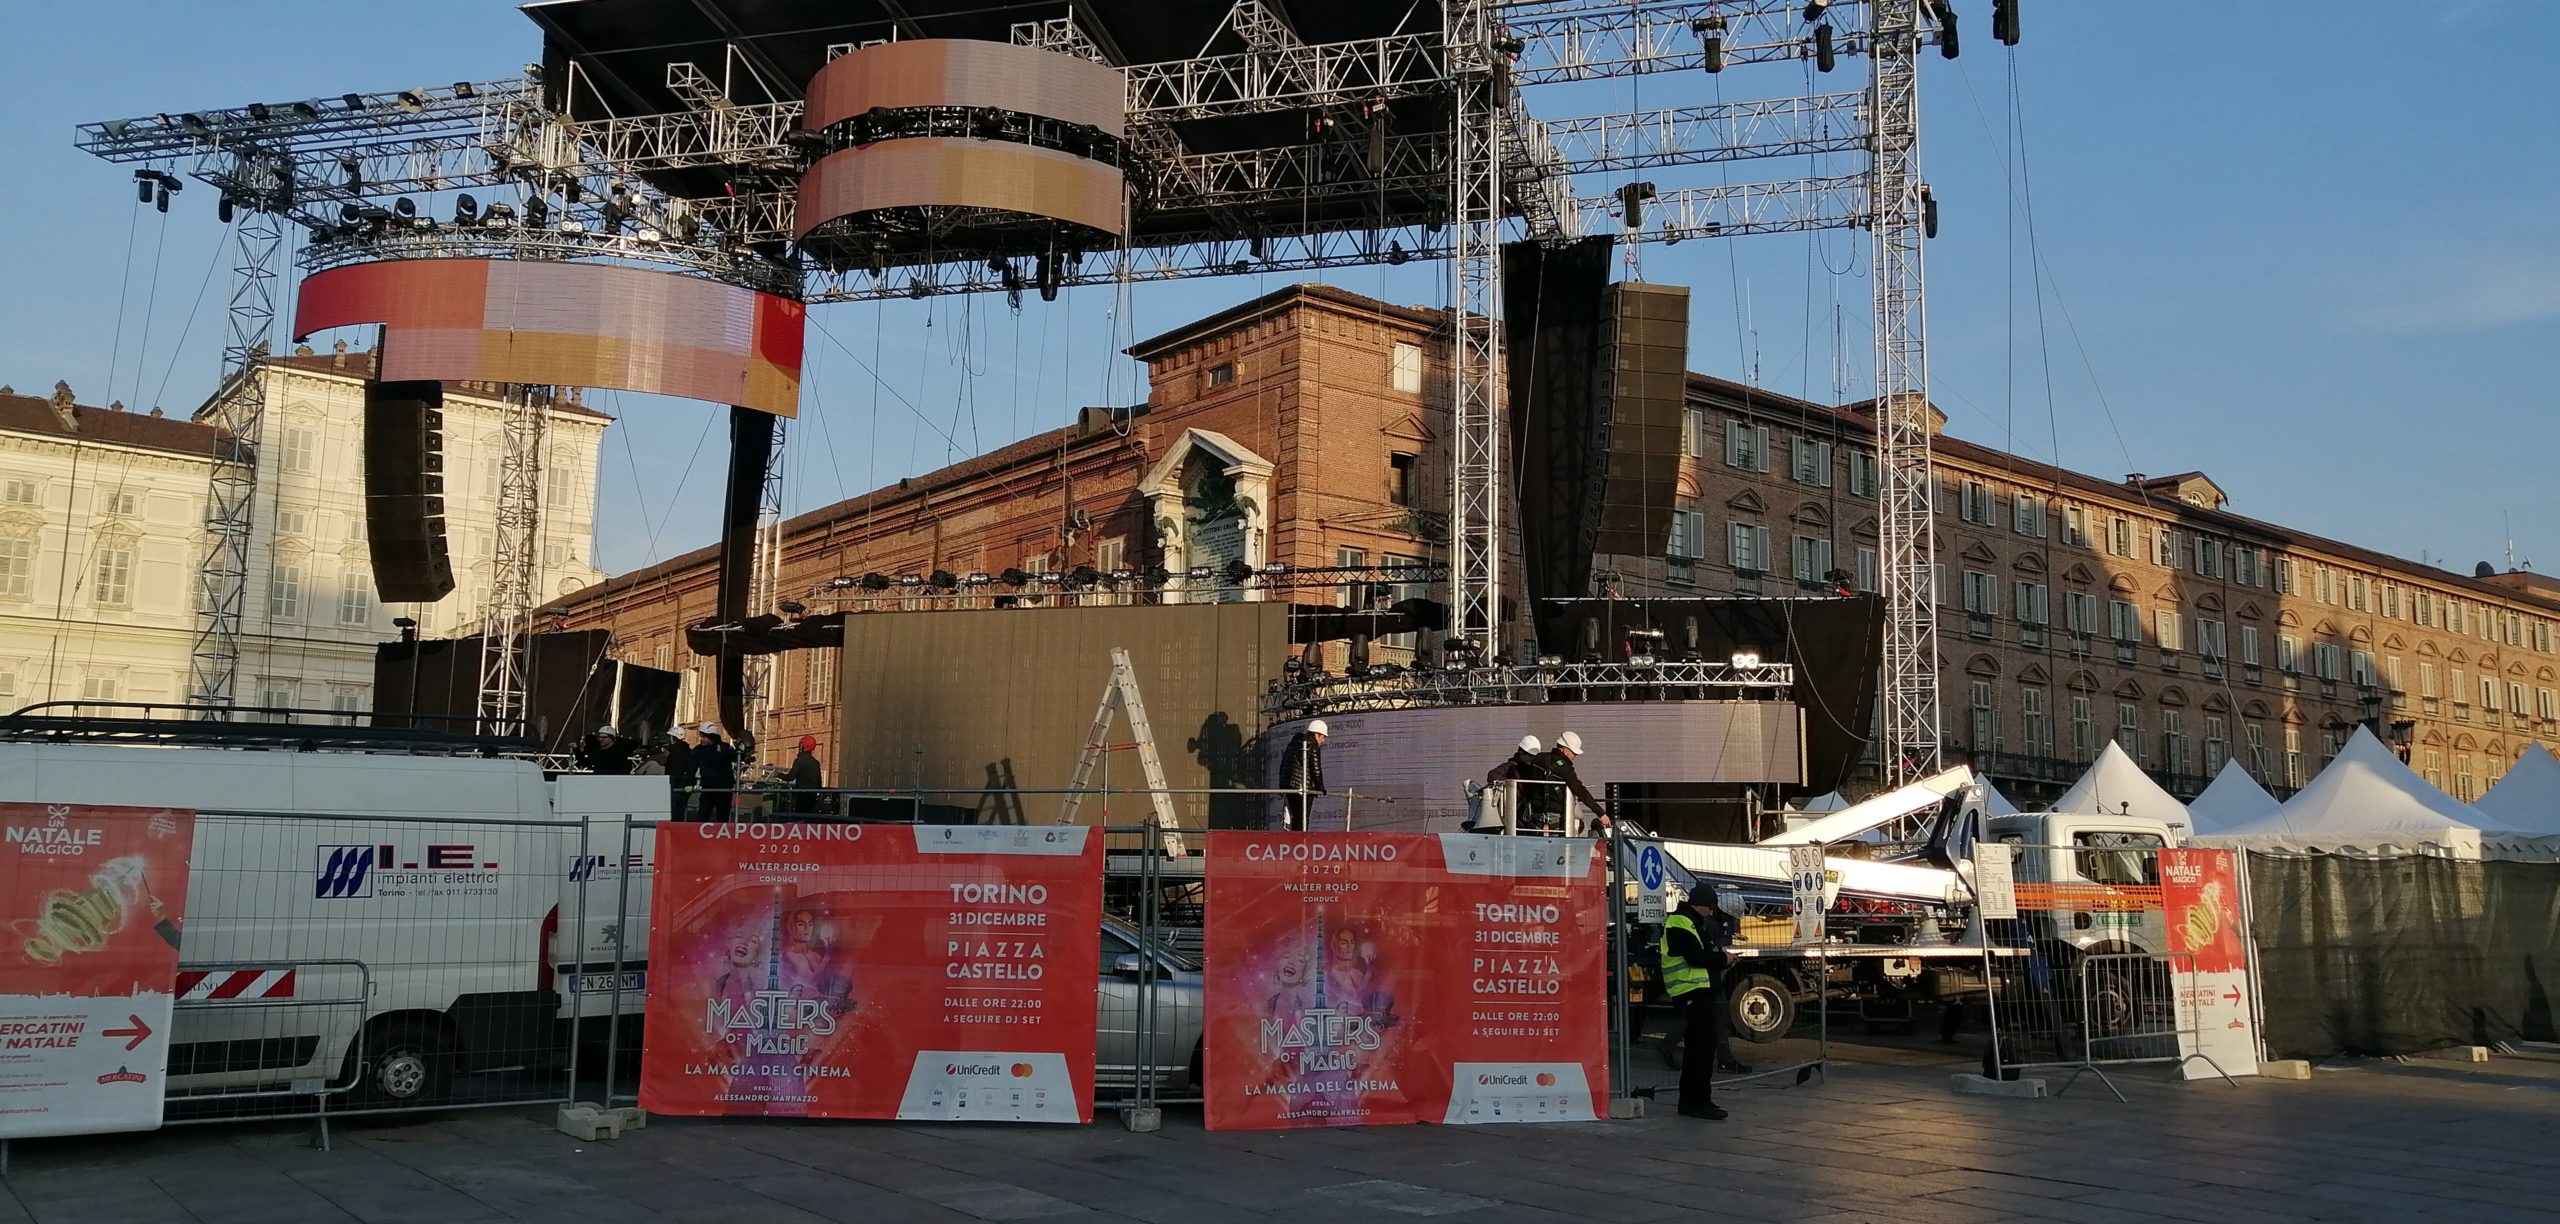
[1536,655,1563,667]
[999,568,1033,587]
[134,170,154,204]
[397,90,426,113]
[453,193,479,225]
[896,574,924,587]
[927,570,958,589]
[1386,241,1410,266]
[777,599,807,616]
[339,155,363,188]
[1221,560,1256,585]
[292,100,322,121]
[1803,0,1830,19]
[825,576,858,590]
[1921,184,1939,238]
[964,571,992,586]
[523,196,549,228]
[1186,565,1214,581]
[393,197,417,219]
[859,573,892,591]
[1993,0,2020,46]
[341,93,364,110]
[179,113,211,135]
[1066,565,1100,588]
[1730,649,1764,668]
[217,194,235,224]
[246,102,272,122]
[482,202,516,227]
[452,81,477,99]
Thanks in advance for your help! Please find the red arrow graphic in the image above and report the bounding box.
[2222,988,2243,1005]
[104,1014,151,1052]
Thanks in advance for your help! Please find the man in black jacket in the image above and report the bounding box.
[664,730,698,822]
[788,734,826,814]
[575,725,636,776]
[1531,730,1611,833]
[1279,719,1328,831]
[694,723,741,823]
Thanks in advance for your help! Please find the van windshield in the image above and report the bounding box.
[2073,830,2164,886]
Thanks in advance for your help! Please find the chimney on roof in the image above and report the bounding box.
[148,407,164,418]
[109,400,125,413]
[294,343,314,358]
[48,382,77,433]
[0,386,13,396]
[331,340,349,370]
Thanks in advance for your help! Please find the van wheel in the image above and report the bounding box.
[1729,974,1796,1044]
[351,1019,455,1107]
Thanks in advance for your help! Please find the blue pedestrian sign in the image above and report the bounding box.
[1636,844,1666,891]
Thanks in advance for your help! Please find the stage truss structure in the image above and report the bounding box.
[77,0,1964,778]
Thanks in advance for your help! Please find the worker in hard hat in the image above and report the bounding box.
[1531,730,1611,833]
[1279,719,1329,831]
[1659,886,1732,1120]
[694,722,741,823]
[576,723,636,776]
[1469,735,1548,832]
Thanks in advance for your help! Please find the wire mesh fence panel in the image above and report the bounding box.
[167,810,589,1127]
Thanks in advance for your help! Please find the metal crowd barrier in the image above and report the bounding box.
[1980,842,2240,1100]
[151,810,604,1147]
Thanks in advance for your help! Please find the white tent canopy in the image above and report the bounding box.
[2202,727,2484,857]
[2186,758,2281,835]
[1979,780,2021,818]
[2473,743,2560,836]
[2053,741,2193,838]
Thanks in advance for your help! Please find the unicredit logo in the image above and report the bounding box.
[1478,1073,1529,1086]
[945,1063,1007,1077]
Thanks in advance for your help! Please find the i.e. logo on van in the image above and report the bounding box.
[315,844,501,900]
[316,846,376,899]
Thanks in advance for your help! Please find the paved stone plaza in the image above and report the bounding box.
[1,1040,2552,1223]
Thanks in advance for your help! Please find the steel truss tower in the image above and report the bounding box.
[477,384,547,735]
[191,165,289,715]
[1446,0,1506,655]
[1869,0,1939,782]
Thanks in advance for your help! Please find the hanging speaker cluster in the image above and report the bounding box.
[362,379,455,604]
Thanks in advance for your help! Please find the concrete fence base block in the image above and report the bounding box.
[1609,1098,1645,1120]
[1122,1106,1163,1133]
[1950,1073,2047,1099]
[555,1103,647,1141]
[2259,1060,2313,1080]
[2422,1046,2491,1063]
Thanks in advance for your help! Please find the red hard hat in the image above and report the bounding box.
[799,735,818,752]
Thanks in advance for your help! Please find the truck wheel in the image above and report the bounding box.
[2084,961,2171,1039]
[1728,974,1796,1044]
[350,1019,455,1107]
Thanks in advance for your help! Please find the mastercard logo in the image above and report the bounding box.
[1535,1073,1557,1087]
[1010,1063,1035,1078]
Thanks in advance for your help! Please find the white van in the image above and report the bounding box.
[0,742,661,1107]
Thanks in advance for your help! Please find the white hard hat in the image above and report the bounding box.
[1518,734,1542,753]
[698,722,721,735]
[1307,719,1330,737]
[595,724,619,737]
[1557,730,1584,755]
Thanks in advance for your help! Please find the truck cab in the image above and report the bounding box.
[1986,811,2179,957]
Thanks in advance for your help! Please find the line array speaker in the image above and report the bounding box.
[362,379,455,604]
[1585,282,1691,560]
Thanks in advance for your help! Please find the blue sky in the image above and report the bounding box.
[3,2,2553,581]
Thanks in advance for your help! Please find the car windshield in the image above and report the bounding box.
[1102,923,1199,972]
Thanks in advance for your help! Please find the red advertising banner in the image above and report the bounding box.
[640,821,1102,1122]
[0,804,194,1138]
[1203,832,1607,1131]
[2158,847,2261,1079]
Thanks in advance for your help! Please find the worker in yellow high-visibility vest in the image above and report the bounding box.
[1659,889,1729,1120]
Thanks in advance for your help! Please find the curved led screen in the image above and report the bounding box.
[794,138,1126,241]
[295,260,805,417]
[804,39,1126,138]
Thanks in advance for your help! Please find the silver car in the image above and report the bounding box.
[1098,918,1204,1093]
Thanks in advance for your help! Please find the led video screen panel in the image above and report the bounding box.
[804,38,1127,136]
[295,260,806,417]
[795,138,1128,240]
